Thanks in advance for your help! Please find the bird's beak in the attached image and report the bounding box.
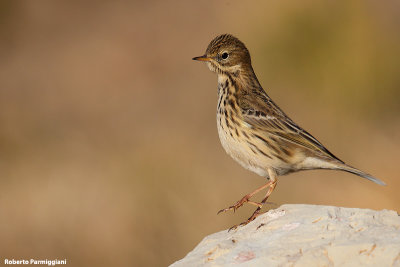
[192,55,211,61]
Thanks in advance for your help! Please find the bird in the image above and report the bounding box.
[192,34,385,229]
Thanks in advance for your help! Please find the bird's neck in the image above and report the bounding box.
[217,74,235,96]
[217,67,261,96]
[217,74,235,114]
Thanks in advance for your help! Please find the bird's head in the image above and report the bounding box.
[193,34,252,76]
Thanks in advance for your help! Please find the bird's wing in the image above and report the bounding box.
[239,91,343,163]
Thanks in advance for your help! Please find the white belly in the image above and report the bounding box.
[216,113,272,178]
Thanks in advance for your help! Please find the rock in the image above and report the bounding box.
[170,204,400,267]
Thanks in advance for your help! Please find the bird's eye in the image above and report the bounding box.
[221,52,229,60]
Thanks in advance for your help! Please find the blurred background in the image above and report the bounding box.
[0,1,399,266]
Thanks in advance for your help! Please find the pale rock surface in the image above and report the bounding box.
[171,204,400,267]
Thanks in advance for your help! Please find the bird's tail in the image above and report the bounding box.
[336,163,386,186]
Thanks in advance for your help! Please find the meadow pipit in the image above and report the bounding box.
[193,34,385,229]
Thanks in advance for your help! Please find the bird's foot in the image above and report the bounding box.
[217,195,262,215]
[228,207,263,231]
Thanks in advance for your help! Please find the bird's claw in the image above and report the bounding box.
[217,196,250,215]
[227,207,263,232]
[217,204,240,215]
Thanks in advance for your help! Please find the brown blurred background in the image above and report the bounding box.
[0,1,399,266]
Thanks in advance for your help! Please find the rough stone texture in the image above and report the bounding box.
[171,204,400,267]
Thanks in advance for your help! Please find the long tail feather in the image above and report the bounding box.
[338,164,386,186]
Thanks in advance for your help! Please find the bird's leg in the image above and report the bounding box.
[229,169,278,231]
[217,180,273,215]
[218,168,278,214]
